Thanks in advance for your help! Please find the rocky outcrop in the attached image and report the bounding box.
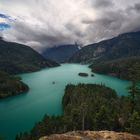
[40,131,140,140]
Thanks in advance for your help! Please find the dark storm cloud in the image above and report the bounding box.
[134,3,140,11]
[4,20,79,50]
[83,4,140,43]
[65,23,85,38]
[1,0,140,51]
[128,3,140,12]
[93,0,114,8]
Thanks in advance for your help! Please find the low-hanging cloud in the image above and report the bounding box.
[93,0,114,9]
[0,0,140,51]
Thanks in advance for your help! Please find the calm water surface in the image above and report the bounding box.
[0,64,130,140]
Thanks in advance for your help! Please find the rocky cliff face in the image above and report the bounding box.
[40,131,140,140]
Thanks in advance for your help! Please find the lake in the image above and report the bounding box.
[0,64,130,140]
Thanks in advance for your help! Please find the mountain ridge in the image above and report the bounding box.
[69,31,140,64]
[0,39,60,74]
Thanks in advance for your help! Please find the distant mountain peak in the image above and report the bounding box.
[42,44,80,63]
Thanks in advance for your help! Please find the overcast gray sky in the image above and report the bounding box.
[0,0,140,51]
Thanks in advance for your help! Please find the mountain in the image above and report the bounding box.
[0,38,60,74]
[42,44,80,63]
[40,131,140,140]
[89,57,140,80]
[69,31,140,64]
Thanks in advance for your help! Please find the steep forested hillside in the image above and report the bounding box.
[89,57,140,80]
[0,38,59,74]
[42,44,79,63]
[69,31,140,64]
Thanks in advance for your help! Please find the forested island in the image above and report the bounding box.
[0,71,29,98]
[78,72,88,77]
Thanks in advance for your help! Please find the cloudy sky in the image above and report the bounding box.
[0,0,140,51]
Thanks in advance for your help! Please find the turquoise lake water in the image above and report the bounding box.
[0,64,130,140]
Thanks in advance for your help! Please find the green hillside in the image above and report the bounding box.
[0,38,59,74]
[89,57,140,80]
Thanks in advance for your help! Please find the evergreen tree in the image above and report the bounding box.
[128,63,140,113]
[126,111,140,134]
